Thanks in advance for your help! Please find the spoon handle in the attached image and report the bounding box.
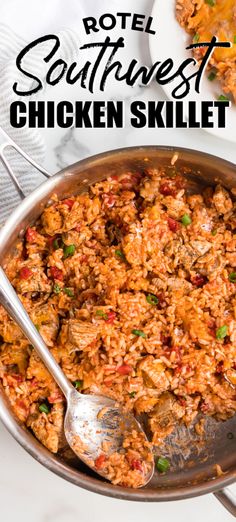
[0,267,74,399]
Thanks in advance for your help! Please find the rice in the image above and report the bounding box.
[0,166,236,487]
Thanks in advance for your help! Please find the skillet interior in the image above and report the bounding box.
[0,146,236,500]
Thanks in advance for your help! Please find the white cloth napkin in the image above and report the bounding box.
[0,0,151,224]
[0,0,88,224]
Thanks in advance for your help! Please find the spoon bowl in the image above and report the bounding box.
[65,390,154,484]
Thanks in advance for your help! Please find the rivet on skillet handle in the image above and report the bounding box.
[0,127,51,199]
[214,489,236,517]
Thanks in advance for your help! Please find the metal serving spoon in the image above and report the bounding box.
[0,267,154,485]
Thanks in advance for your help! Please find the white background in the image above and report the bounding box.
[0,0,236,521]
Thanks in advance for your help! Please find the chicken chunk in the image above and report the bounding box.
[178,241,212,271]
[31,304,59,347]
[163,195,188,220]
[138,356,169,392]
[182,312,212,345]
[134,396,159,415]
[0,321,24,344]
[190,240,212,257]
[213,185,233,215]
[27,350,53,387]
[167,277,193,297]
[68,320,99,350]
[27,402,65,453]
[0,343,29,374]
[176,0,195,26]
[41,206,63,235]
[148,392,185,438]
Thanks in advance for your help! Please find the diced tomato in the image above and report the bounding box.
[102,193,116,208]
[117,364,132,375]
[95,454,107,469]
[160,182,175,196]
[30,378,39,388]
[63,199,74,209]
[161,334,172,346]
[191,275,207,287]
[111,175,119,181]
[209,329,216,338]
[131,459,143,472]
[174,364,183,375]
[178,398,186,407]
[168,217,180,232]
[105,311,116,324]
[19,267,33,280]
[80,255,88,263]
[50,266,64,281]
[6,374,23,386]
[48,391,64,404]
[26,227,37,243]
[47,235,57,247]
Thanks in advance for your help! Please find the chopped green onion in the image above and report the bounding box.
[181,214,192,226]
[205,0,215,5]
[234,35,236,44]
[229,272,236,283]
[74,380,83,390]
[115,249,126,261]
[156,457,170,473]
[64,288,74,297]
[39,403,50,414]
[146,294,159,306]
[53,283,61,294]
[63,244,75,259]
[96,310,108,320]
[208,70,216,82]
[216,325,228,340]
[218,95,230,101]
[132,329,147,339]
[193,33,200,43]
[129,392,136,398]
[211,229,217,236]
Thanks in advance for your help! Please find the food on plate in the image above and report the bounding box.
[176,0,236,101]
[0,166,236,486]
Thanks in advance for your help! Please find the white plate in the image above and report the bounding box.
[149,0,236,143]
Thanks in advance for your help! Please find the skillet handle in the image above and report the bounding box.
[214,488,236,517]
[0,127,50,199]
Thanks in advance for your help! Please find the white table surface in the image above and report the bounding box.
[0,0,236,520]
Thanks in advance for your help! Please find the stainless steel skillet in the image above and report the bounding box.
[0,127,235,515]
